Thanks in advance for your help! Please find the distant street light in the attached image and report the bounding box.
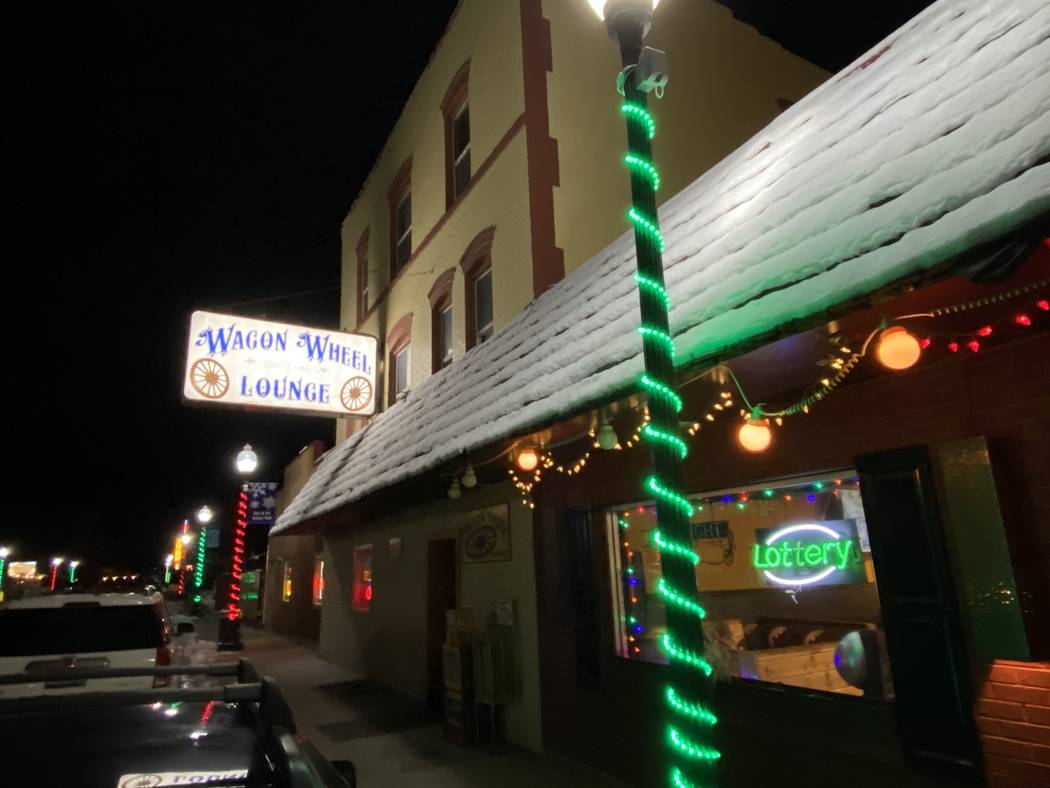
[235,444,258,475]
[196,505,214,524]
[49,557,64,592]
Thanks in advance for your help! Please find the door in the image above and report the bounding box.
[856,445,982,779]
[426,538,457,709]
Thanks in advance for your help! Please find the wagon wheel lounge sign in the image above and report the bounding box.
[183,310,378,417]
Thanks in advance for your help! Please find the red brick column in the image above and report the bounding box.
[974,660,1050,786]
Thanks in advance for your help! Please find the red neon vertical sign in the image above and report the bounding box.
[228,485,248,621]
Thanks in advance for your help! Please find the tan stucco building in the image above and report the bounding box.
[314,0,827,757]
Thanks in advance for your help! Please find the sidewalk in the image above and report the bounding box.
[188,608,630,788]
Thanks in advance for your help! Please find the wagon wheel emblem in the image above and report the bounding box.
[341,376,374,413]
[465,526,497,560]
[189,358,230,399]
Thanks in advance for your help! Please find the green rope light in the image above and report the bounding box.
[668,726,721,761]
[657,578,706,620]
[628,207,666,252]
[665,686,718,726]
[653,530,700,565]
[620,70,719,786]
[643,424,688,459]
[646,476,694,518]
[194,529,207,590]
[621,101,656,139]
[625,153,661,190]
[640,374,683,412]
[635,273,671,309]
[662,634,714,677]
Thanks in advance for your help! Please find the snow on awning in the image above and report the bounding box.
[275,0,1050,534]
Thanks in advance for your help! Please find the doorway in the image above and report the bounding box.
[426,538,457,710]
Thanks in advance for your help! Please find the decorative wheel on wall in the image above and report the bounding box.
[465,525,497,560]
[340,376,374,413]
[189,358,230,399]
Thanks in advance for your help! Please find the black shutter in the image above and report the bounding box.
[856,445,982,779]
[566,506,600,682]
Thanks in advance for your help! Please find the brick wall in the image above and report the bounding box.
[975,660,1050,787]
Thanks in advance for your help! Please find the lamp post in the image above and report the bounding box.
[68,560,80,584]
[49,557,63,593]
[586,2,719,785]
[220,445,256,651]
[193,504,212,607]
[164,554,173,585]
[0,547,9,602]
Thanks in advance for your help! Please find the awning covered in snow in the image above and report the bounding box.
[274,0,1049,534]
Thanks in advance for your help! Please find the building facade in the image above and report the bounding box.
[278,1,1050,785]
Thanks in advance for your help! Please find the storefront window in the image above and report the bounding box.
[352,545,373,612]
[608,472,894,700]
[312,557,324,607]
[281,561,293,602]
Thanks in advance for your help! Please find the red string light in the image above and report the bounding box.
[967,339,980,353]
[919,337,931,349]
[1038,299,1049,311]
[228,486,248,622]
[977,326,993,337]
[1015,314,1032,326]
[948,341,959,352]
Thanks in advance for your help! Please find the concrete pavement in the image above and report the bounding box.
[183,606,630,788]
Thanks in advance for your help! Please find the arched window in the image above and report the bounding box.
[385,313,413,407]
[428,268,457,372]
[441,62,471,208]
[459,227,496,349]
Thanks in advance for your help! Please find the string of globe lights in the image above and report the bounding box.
[490,279,1048,507]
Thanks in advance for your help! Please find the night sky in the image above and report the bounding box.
[10,1,932,573]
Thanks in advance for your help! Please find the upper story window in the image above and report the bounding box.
[442,62,471,208]
[428,268,456,373]
[459,227,496,350]
[385,313,413,407]
[356,228,370,324]
[473,268,493,344]
[388,159,412,278]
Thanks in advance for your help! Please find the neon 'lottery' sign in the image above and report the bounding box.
[752,521,866,587]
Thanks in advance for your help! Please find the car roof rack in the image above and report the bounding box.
[0,659,334,788]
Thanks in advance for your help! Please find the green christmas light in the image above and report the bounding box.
[625,154,661,190]
[646,476,694,518]
[643,424,688,458]
[657,578,706,620]
[635,273,671,309]
[638,324,675,353]
[621,101,656,139]
[666,686,718,726]
[194,529,207,590]
[671,768,702,788]
[640,374,683,412]
[653,530,700,565]
[628,207,666,252]
[668,726,721,761]
[662,633,714,677]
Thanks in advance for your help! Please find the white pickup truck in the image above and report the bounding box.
[0,593,175,698]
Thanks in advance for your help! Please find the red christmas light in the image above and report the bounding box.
[948,341,959,352]
[227,486,249,622]
[967,339,980,353]
[977,326,993,337]
[1015,313,1032,327]
[1037,299,1049,312]
[919,337,931,349]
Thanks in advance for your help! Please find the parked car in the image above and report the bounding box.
[0,660,356,787]
[0,592,176,698]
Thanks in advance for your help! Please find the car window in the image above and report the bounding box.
[0,606,164,656]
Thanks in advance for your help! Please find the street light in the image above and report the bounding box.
[235,444,258,475]
[49,557,64,592]
[196,505,214,524]
[68,560,80,584]
[164,554,174,585]
[585,1,720,783]
[0,547,10,602]
[220,447,254,651]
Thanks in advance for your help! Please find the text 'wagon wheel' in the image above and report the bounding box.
[341,376,373,413]
[190,358,230,399]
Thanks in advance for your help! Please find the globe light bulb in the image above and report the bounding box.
[181,533,192,545]
[597,417,619,450]
[0,547,9,559]
[516,448,540,472]
[875,326,921,370]
[196,505,213,524]
[738,418,772,453]
[447,479,462,500]
[461,463,477,489]
[52,557,64,566]
[587,0,660,21]
[236,444,258,475]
